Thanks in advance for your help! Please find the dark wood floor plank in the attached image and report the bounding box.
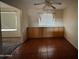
[7,37,78,59]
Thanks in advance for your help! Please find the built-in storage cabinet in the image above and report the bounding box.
[27,27,64,38]
[27,27,42,38]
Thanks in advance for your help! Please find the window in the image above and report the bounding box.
[1,11,21,37]
[1,12,17,31]
[39,13,55,27]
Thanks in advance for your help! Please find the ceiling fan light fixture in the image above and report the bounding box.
[43,5,55,10]
[43,7,55,13]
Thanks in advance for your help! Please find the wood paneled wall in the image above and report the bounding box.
[27,27,64,38]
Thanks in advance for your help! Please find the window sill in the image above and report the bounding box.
[1,29,17,31]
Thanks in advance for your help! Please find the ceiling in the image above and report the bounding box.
[21,0,77,9]
[1,0,77,10]
[0,1,20,12]
[25,0,66,9]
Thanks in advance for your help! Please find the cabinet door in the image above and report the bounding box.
[27,27,41,38]
[58,27,64,37]
[43,27,64,37]
[43,27,53,37]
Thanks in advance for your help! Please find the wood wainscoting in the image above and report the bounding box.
[27,27,64,38]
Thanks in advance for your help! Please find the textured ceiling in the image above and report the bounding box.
[0,0,77,10]
[18,0,67,9]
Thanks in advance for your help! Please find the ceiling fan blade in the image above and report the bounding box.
[51,2,62,5]
[51,5,56,9]
[34,2,45,5]
[45,0,49,3]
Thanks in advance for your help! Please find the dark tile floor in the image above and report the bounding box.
[7,37,78,59]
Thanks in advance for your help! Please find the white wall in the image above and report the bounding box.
[63,0,78,49]
[20,10,29,41]
[27,9,64,27]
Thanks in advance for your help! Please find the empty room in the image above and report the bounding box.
[0,0,78,59]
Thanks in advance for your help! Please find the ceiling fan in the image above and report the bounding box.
[34,0,62,9]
